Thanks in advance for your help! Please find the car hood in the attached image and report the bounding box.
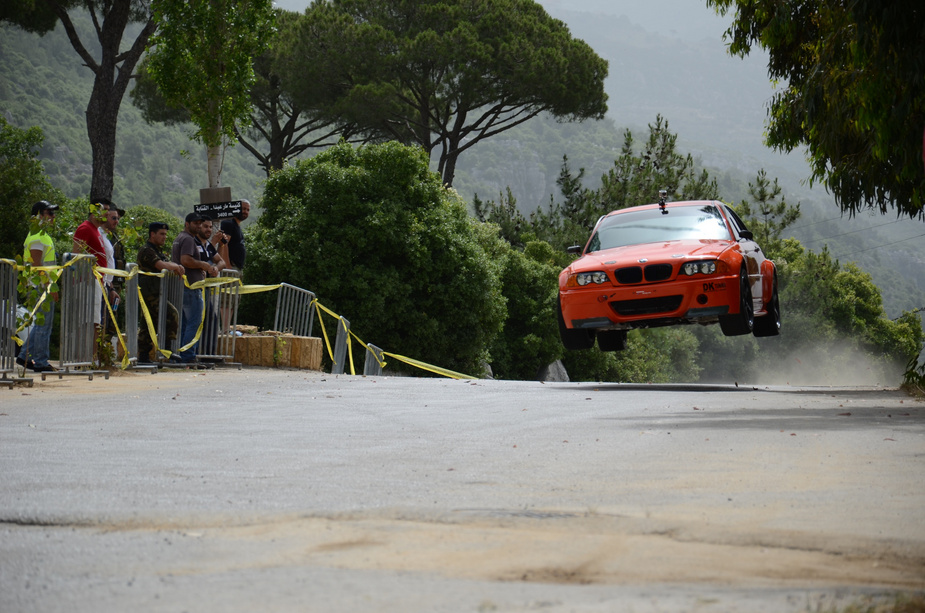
[570,240,734,272]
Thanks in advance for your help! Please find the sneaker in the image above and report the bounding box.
[32,364,55,373]
[16,357,37,370]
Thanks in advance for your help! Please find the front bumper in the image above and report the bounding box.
[559,274,738,331]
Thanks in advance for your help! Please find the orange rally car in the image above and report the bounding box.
[558,197,781,351]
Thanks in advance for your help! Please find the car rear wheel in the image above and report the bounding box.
[597,330,627,352]
[753,276,781,337]
[557,296,595,350]
[719,267,754,336]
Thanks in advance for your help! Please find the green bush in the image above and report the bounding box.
[486,238,564,380]
[246,141,506,376]
[0,118,66,260]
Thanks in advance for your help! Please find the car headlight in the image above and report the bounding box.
[682,260,717,276]
[573,271,609,286]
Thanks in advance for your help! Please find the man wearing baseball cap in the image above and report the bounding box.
[137,222,183,363]
[170,212,210,365]
[17,201,60,372]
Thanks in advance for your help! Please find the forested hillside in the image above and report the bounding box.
[0,15,264,218]
[2,7,923,323]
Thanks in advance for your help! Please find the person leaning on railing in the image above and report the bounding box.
[72,200,109,337]
[136,222,183,364]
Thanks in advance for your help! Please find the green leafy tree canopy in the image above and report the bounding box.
[0,118,67,260]
[146,0,276,186]
[707,0,925,218]
[279,0,608,187]
[247,140,506,375]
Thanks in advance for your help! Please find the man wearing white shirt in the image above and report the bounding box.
[99,204,121,336]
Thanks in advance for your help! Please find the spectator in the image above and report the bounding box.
[171,212,218,364]
[72,200,109,334]
[136,222,183,364]
[16,200,59,373]
[197,216,227,356]
[197,215,227,275]
[100,205,123,338]
[220,199,249,270]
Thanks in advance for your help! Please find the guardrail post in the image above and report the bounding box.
[331,316,350,375]
[363,343,384,376]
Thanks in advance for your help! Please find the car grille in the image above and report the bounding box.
[644,264,672,282]
[610,295,683,316]
[615,267,642,284]
[614,264,673,284]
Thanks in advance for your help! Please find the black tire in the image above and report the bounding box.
[557,296,595,350]
[719,267,754,336]
[753,276,781,337]
[597,330,628,352]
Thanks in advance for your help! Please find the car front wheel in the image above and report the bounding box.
[719,267,754,336]
[557,296,595,350]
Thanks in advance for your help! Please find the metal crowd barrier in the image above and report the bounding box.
[271,282,384,376]
[123,263,140,365]
[57,253,107,380]
[160,271,184,359]
[196,269,241,366]
[274,283,316,337]
[1,258,22,387]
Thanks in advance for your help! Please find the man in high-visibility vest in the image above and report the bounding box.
[17,200,59,373]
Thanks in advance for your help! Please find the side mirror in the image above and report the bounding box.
[739,230,753,240]
[567,245,583,255]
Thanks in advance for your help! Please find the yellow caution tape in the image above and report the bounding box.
[7,260,475,379]
[381,352,474,380]
[93,268,130,369]
[310,298,473,379]
[312,300,336,364]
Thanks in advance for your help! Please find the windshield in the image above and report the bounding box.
[586,205,731,252]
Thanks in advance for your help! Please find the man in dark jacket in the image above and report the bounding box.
[220,199,249,270]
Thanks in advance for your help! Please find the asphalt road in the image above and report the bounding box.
[1,368,923,612]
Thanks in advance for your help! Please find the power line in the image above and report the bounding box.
[834,232,925,260]
[788,215,849,232]
[801,219,904,245]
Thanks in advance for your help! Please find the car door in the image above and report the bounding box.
[722,205,765,304]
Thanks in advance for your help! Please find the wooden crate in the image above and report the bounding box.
[232,335,322,371]
[288,335,323,370]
